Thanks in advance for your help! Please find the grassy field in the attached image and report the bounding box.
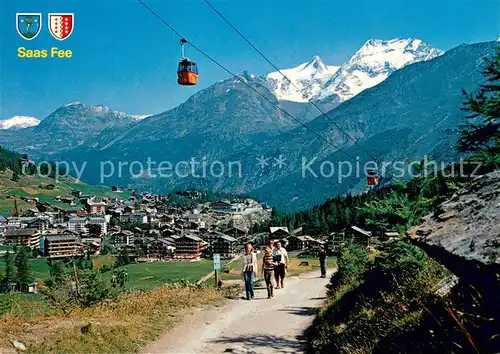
[0,255,117,285]
[0,170,130,216]
[119,260,216,290]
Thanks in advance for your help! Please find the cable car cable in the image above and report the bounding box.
[375,114,456,187]
[137,0,358,162]
[202,0,380,163]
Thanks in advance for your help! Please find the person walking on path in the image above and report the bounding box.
[318,244,327,278]
[272,241,289,289]
[242,242,258,300]
[261,247,276,298]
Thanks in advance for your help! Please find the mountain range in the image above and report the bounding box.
[0,38,496,211]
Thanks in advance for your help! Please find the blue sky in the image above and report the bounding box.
[1,0,498,121]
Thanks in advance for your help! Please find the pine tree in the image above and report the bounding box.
[458,49,500,166]
[11,171,19,182]
[0,252,17,293]
[14,248,30,291]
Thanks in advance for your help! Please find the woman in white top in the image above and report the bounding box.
[242,242,258,300]
[272,241,289,289]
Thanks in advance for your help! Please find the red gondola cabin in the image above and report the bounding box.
[367,169,379,186]
[177,58,198,86]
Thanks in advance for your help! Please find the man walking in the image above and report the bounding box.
[272,241,289,289]
[319,244,327,278]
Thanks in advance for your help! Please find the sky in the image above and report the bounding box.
[0,0,499,121]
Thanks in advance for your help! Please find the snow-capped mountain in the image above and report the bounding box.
[267,38,444,103]
[0,116,40,130]
[267,56,339,102]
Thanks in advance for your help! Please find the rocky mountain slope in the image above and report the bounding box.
[0,103,148,156]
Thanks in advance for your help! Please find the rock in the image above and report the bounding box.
[408,170,500,265]
[223,346,257,354]
[11,341,26,351]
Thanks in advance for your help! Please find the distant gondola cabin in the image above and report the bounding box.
[367,169,379,186]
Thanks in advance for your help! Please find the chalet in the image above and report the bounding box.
[173,234,204,261]
[0,215,6,233]
[224,227,247,238]
[26,217,50,232]
[4,228,41,248]
[329,231,347,255]
[120,212,148,224]
[86,196,107,215]
[124,205,135,214]
[111,185,121,192]
[349,226,372,247]
[212,233,238,259]
[159,214,175,226]
[160,227,177,237]
[22,208,40,217]
[71,190,83,198]
[149,238,176,259]
[80,237,102,255]
[110,230,135,249]
[270,226,290,239]
[287,235,309,251]
[39,183,55,190]
[187,209,201,222]
[309,239,326,254]
[42,232,81,258]
[201,230,226,244]
[248,232,269,247]
[59,197,75,206]
[7,217,50,232]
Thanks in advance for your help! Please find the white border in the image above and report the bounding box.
[16,13,42,41]
[48,13,74,41]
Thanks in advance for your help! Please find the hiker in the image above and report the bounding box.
[242,242,257,300]
[319,244,327,278]
[272,241,289,289]
[261,246,276,298]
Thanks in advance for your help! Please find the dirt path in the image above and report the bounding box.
[142,270,330,354]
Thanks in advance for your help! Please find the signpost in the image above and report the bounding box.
[213,254,221,287]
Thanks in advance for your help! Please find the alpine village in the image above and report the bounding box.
[0,15,499,354]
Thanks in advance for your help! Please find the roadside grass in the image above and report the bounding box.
[306,243,449,353]
[0,284,226,354]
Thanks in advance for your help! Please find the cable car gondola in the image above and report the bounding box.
[367,168,379,186]
[177,39,198,86]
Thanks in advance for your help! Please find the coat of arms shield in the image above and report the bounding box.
[16,13,42,40]
[48,13,74,40]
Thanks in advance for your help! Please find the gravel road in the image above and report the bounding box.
[142,270,330,354]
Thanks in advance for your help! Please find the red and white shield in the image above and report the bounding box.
[48,13,74,40]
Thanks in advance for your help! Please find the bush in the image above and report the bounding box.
[42,261,126,315]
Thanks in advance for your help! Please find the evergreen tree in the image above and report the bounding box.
[458,49,500,166]
[11,171,19,182]
[0,252,17,292]
[14,248,30,291]
[115,249,131,268]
